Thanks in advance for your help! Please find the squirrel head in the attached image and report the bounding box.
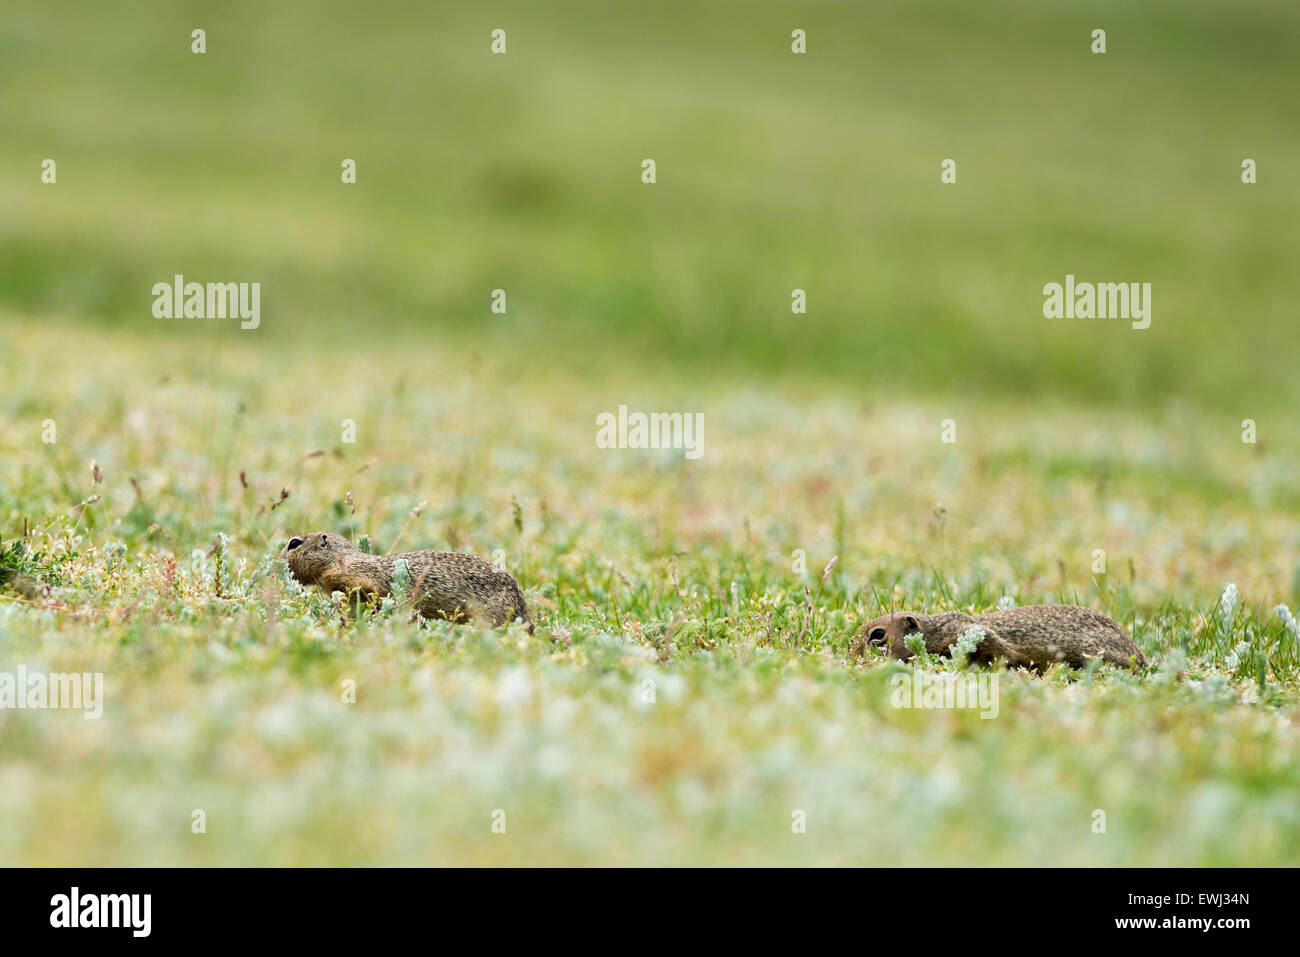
[282,531,355,585]
[856,612,921,659]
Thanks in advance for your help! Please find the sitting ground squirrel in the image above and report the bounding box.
[283,531,534,633]
[856,604,1146,673]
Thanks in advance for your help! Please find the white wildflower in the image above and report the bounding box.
[949,626,985,669]
[1219,583,1238,621]
[391,558,412,605]
[1224,640,1250,670]
[1274,604,1299,641]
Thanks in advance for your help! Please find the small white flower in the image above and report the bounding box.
[1274,604,1299,641]
[391,559,412,605]
[949,626,985,669]
[1219,583,1238,620]
[1225,640,1250,670]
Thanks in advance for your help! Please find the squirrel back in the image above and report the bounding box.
[858,604,1146,673]
[284,531,533,633]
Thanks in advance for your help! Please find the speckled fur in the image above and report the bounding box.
[0,568,49,600]
[283,531,533,632]
[856,604,1146,673]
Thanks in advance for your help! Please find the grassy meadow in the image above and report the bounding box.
[2,0,1299,865]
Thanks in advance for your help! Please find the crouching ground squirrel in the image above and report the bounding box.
[856,604,1147,673]
[283,531,534,632]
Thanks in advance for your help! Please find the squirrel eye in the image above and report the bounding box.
[287,537,303,551]
[868,628,886,644]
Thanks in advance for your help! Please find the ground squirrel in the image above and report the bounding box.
[0,568,50,601]
[856,604,1147,673]
[282,531,534,632]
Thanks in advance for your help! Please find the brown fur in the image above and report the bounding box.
[0,568,49,600]
[855,604,1146,673]
[282,531,533,633]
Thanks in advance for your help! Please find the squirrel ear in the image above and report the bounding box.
[903,615,919,632]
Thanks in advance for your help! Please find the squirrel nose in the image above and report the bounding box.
[287,537,304,551]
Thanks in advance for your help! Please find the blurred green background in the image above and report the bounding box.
[3,0,1296,409]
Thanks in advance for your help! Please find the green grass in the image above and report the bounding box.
[2,325,1299,865]
[3,1,1300,407]
[2,0,1299,865]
